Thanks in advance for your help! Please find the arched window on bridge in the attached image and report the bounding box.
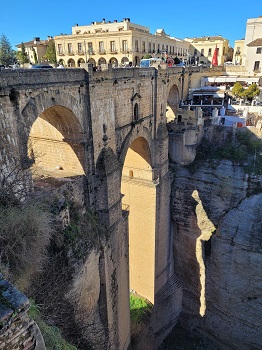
[134,103,139,121]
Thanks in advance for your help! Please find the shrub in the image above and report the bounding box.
[0,201,53,290]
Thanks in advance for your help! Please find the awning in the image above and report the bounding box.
[202,76,237,83]
[236,77,260,84]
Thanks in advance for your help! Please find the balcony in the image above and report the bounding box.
[110,50,118,54]
[99,50,106,54]
[77,51,85,55]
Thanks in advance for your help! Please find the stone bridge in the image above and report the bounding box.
[0,65,198,349]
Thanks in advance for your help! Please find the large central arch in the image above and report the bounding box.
[121,136,156,303]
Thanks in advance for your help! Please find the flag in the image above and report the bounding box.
[212,45,218,66]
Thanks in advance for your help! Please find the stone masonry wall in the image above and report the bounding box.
[0,275,45,350]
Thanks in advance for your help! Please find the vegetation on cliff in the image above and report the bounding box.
[187,127,262,175]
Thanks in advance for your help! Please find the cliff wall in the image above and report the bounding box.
[171,130,262,349]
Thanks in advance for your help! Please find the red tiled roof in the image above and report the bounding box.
[247,38,262,46]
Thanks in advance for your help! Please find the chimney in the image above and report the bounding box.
[33,37,40,44]
[102,18,105,23]
[114,19,117,22]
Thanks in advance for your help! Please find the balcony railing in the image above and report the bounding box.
[99,50,106,54]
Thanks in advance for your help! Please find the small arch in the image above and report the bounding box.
[58,59,65,66]
[77,58,85,67]
[166,84,180,122]
[98,57,106,65]
[109,57,118,67]
[121,57,129,66]
[67,58,76,67]
[88,58,96,66]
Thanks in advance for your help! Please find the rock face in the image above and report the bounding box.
[171,160,262,350]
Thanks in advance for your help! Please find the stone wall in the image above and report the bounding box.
[0,275,45,350]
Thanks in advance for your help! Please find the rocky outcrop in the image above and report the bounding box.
[171,160,262,349]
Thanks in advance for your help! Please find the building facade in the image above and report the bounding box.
[243,16,262,75]
[16,37,53,64]
[233,39,244,65]
[184,36,230,65]
[53,18,190,67]
[232,16,262,76]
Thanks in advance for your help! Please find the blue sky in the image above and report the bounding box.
[1,1,261,49]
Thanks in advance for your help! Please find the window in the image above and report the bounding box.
[256,47,262,54]
[208,48,212,56]
[166,45,168,53]
[88,42,93,54]
[78,43,83,53]
[201,49,204,56]
[142,41,145,52]
[194,48,197,55]
[134,103,139,121]
[110,41,116,52]
[135,40,139,52]
[254,61,260,71]
[99,41,104,53]
[58,44,63,54]
[157,44,160,53]
[217,48,219,56]
[68,43,73,54]
[153,43,155,53]
[148,42,151,53]
[122,40,128,53]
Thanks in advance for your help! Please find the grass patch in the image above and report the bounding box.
[29,300,78,350]
[130,293,153,324]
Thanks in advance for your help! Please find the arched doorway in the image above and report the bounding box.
[121,137,156,304]
[58,59,65,66]
[67,58,76,67]
[28,105,85,179]
[109,57,118,67]
[121,57,129,67]
[98,57,106,65]
[77,58,85,67]
[88,58,96,66]
[166,84,179,122]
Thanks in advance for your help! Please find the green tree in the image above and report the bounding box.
[232,82,245,99]
[143,54,152,59]
[16,42,30,64]
[42,39,57,64]
[243,83,260,101]
[0,34,15,66]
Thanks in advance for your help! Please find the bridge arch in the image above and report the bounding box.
[120,129,156,304]
[166,84,180,122]
[21,91,86,178]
